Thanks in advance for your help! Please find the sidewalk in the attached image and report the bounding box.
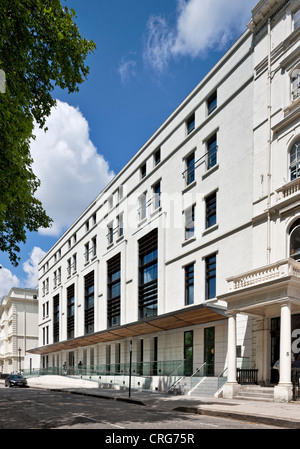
[22,375,300,429]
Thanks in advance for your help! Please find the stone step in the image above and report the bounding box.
[235,386,274,402]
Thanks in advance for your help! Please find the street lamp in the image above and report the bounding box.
[18,348,21,373]
[129,340,132,398]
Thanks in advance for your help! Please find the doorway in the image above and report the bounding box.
[184,331,193,375]
[204,327,215,376]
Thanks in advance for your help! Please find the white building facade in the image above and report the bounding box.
[0,288,40,374]
[32,0,300,402]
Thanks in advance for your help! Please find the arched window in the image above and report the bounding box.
[290,219,300,261]
[290,138,300,180]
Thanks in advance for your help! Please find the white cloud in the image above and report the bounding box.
[30,100,114,236]
[0,267,20,299]
[22,246,46,289]
[118,58,137,83]
[144,0,257,72]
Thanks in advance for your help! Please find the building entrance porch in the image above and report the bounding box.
[220,258,300,402]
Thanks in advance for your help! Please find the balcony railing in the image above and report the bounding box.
[276,177,300,201]
[227,258,300,291]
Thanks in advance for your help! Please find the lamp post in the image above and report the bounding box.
[18,348,21,373]
[129,340,132,398]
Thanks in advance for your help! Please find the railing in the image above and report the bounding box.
[276,177,300,200]
[227,258,300,291]
[182,147,218,183]
[292,368,300,401]
[237,368,258,385]
[218,367,228,391]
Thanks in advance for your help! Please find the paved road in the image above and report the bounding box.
[0,385,279,430]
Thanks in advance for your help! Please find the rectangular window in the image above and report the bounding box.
[84,271,94,334]
[185,205,195,240]
[206,192,216,228]
[207,91,217,115]
[53,294,59,343]
[107,253,121,328]
[67,284,75,340]
[140,163,146,179]
[84,242,90,262]
[138,229,158,319]
[139,193,147,221]
[207,134,217,169]
[206,254,216,300]
[186,113,195,134]
[185,152,195,185]
[92,236,97,257]
[293,8,300,30]
[107,222,114,245]
[117,213,124,237]
[154,148,161,166]
[185,264,194,305]
[153,181,161,209]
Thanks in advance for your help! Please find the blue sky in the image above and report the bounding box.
[0,0,257,297]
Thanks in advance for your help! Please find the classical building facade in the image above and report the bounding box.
[31,0,300,401]
[0,288,40,374]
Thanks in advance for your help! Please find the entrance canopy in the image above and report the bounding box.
[29,303,226,355]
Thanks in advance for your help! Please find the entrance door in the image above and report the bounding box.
[204,327,215,376]
[184,331,193,375]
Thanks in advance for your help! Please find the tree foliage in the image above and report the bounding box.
[0,0,96,265]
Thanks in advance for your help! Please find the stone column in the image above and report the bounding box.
[274,301,293,402]
[223,313,240,398]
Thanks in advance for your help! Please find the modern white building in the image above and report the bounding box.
[31,0,300,402]
[0,288,40,374]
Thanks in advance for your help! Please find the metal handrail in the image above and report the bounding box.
[182,146,218,179]
[191,362,206,377]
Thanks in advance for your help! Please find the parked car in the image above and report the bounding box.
[5,374,28,388]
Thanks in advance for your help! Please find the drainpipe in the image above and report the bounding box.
[267,18,272,265]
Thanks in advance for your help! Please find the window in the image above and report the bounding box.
[72,254,77,274]
[93,213,96,225]
[290,138,300,180]
[185,205,195,240]
[84,271,94,334]
[291,68,300,102]
[293,8,300,30]
[84,242,90,262]
[186,113,195,134]
[153,181,161,209]
[154,148,161,166]
[207,91,217,115]
[207,134,217,169]
[185,264,194,305]
[139,193,147,220]
[205,254,216,300]
[117,213,124,237]
[139,229,158,318]
[118,185,124,200]
[67,284,75,340]
[108,195,113,209]
[140,163,146,179]
[85,220,89,232]
[206,192,216,228]
[92,236,97,257]
[67,258,71,276]
[290,219,300,261]
[107,222,114,245]
[53,294,59,343]
[185,152,195,185]
[107,253,121,327]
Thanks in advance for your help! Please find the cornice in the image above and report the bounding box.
[248,0,289,32]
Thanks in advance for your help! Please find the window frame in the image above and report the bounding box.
[185,263,194,306]
[205,192,217,229]
[207,91,217,115]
